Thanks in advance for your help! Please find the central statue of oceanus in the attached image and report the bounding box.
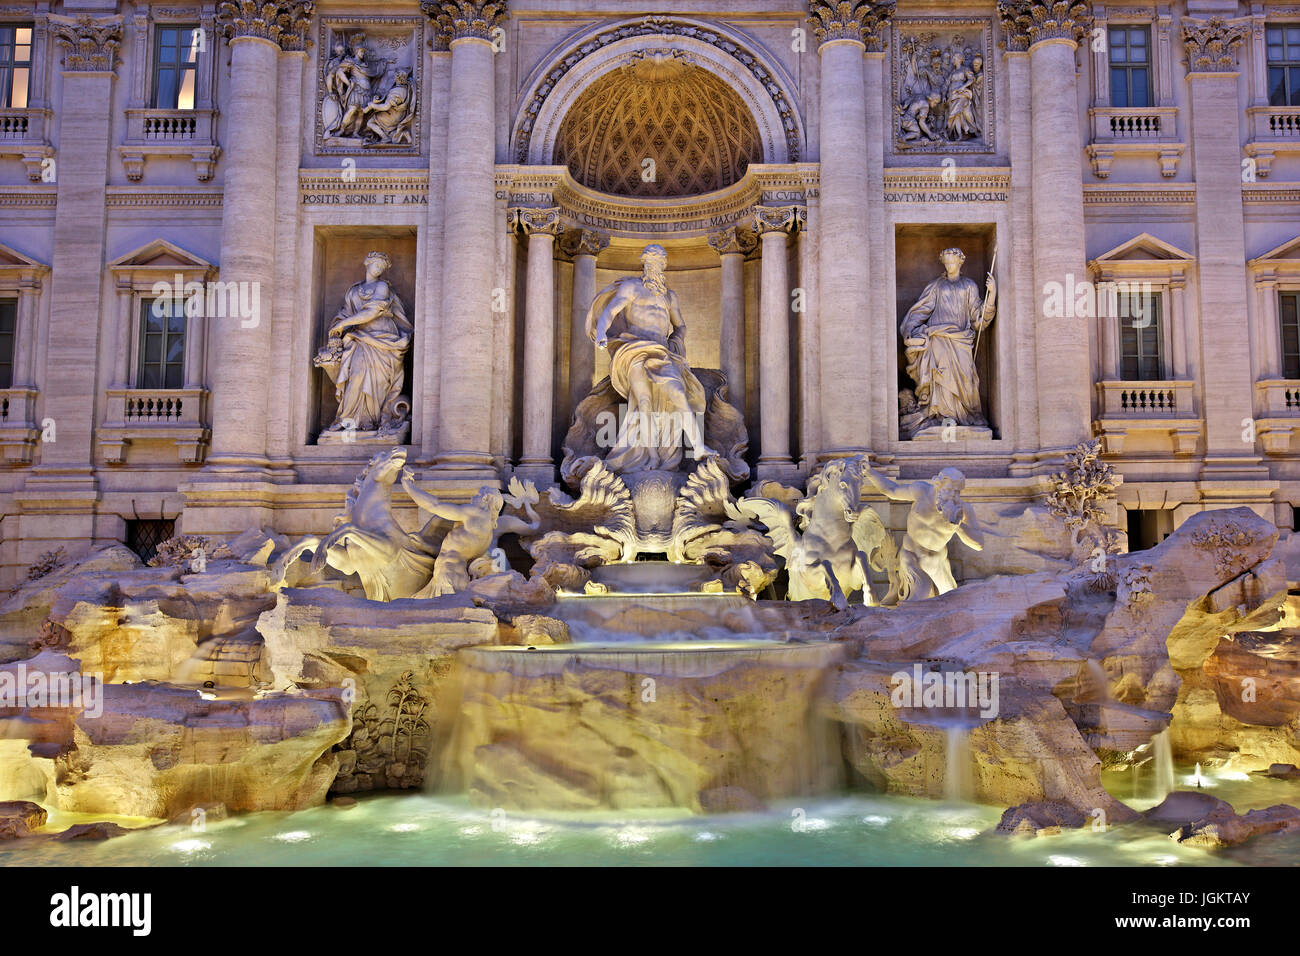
[563,243,749,486]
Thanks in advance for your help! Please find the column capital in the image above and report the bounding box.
[1182,17,1247,75]
[560,228,610,258]
[216,1,315,51]
[48,14,123,73]
[997,0,1092,51]
[807,1,895,53]
[423,1,508,49]
[751,204,806,236]
[708,226,757,256]
[510,206,562,236]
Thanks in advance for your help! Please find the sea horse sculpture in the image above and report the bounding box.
[729,456,899,608]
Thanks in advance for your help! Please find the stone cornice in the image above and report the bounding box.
[216,1,315,52]
[807,1,896,52]
[421,1,507,49]
[1182,17,1246,74]
[998,0,1092,50]
[48,14,123,73]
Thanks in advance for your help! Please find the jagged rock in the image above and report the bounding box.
[0,546,143,659]
[506,615,569,645]
[1166,800,1300,848]
[955,503,1076,579]
[1267,763,1300,779]
[1142,790,1232,827]
[995,801,1088,836]
[0,800,46,838]
[55,821,135,841]
[258,587,498,793]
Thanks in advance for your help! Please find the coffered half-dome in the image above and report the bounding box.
[552,51,764,199]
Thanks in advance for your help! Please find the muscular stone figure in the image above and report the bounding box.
[861,466,983,601]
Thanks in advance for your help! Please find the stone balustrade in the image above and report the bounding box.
[0,387,39,463]
[119,107,220,182]
[1245,106,1300,178]
[99,387,210,464]
[1093,379,1200,456]
[1086,106,1183,178]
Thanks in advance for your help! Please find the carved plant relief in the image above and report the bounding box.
[892,20,994,153]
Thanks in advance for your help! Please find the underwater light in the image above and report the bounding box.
[169,839,210,854]
[274,830,312,843]
[1048,855,1085,867]
[390,823,419,833]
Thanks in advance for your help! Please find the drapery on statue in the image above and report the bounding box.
[585,244,719,473]
[861,466,983,602]
[900,246,995,438]
[315,251,412,439]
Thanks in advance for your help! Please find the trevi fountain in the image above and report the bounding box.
[0,241,1296,870]
[0,1,1296,880]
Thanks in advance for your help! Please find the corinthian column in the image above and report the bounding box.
[203,1,312,478]
[1182,19,1260,478]
[753,206,804,481]
[1000,0,1093,460]
[514,207,561,485]
[561,228,609,416]
[707,226,755,418]
[808,1,893,458]
[424,1,507,485]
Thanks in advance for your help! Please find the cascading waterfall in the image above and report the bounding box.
[1152,729,1176,799]
[943,724,975,803]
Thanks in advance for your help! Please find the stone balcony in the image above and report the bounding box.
[1093,380,1200,455]
[117,108,220,182]
[1254,379,1300,454]
[0,387,40,464]
[1244,106,1300,178]
[98,388,210,465]
[0,108,53,181]
[1085,106,1183,178]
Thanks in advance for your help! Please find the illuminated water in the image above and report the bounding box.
[2,776,1296,866]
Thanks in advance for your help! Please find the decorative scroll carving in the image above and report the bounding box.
[1182,18,1246,73]
[893,23,992,152]
[48,14,122,72]
[808,1,897,51]
[513,16,801,165]
[421,1,507,47]
[216,1,314,51]
[707,226,757,256]
[559,228,610,258]
[751,204,805,235]
[512,206,563,236]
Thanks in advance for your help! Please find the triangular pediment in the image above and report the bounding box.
[108,238,213,271]
[1091,233,1194,264]
[1250,235,1300,266]
[0,241,47,270]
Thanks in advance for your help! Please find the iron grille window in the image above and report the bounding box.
[0,299,14,389]
[1268,25,1300,106]
[153,24,199,110]
[138,298,185,389]
[1109,26,1152,108]
[1120,292,1163,381]
[0,24,32,109]
[1281,291,1300,380]
[126,519,175,563]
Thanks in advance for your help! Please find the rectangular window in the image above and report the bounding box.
[152,24,200,110]
[0,299,15,389]
[125,519,175,563]
[1109,25,1152,108]
[1120,292,1163,381]
[1282,291,1300,380]
[1267,25,1300,106]
[0,24,32,109]
[1126,508,1173,551]
[138,298,185,389]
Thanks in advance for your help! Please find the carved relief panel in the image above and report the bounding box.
[315,15,424,156]
[890,18,995,155]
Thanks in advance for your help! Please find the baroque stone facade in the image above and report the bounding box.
[0,0,1298,583]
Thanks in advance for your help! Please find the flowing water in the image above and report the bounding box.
[943,725,976,803]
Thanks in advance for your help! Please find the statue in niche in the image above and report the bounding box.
[584,244,720,474]
[896,33,985,149]
[861,466,983,602]
[321,32,413,147]
[315,251,412,441]
[899,246,995,439]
